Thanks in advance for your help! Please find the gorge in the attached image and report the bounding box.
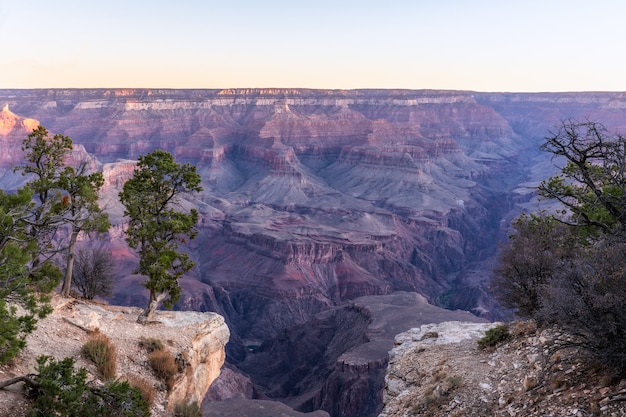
[2,89,626,416]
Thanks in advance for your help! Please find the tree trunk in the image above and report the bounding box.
[137,291,167,324]
[61,228,80,297]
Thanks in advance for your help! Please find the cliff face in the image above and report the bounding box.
[3,89,626,416]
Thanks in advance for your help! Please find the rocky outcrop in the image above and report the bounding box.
[3,297,231,416]
[380,321,500,417]
[166,312,230,409]
[379,321,626,417]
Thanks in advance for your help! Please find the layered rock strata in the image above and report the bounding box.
[4,89,626,415]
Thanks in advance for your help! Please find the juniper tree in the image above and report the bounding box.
[0,188,60,362]
[119,150,202,323]
[16,125,110,297]
[57,162,110,296]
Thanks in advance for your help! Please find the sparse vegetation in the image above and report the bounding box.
[173,401,202,417]
[148,347,179,391]
[81,330,117,379]
[138,336,165,352]
[477,324,510,350]
[122,374,156,406]
[409,366,463,416]
[27,355,149,417]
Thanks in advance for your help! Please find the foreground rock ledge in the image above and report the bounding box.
[379,321,499,417]
[1,297,230,416]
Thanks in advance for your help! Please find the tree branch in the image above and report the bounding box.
[0,374,38,390]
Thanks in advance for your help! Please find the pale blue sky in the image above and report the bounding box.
[1,0,625,91]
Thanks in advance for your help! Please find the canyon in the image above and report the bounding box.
[2,89,626,416]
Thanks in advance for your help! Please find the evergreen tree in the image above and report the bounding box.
[0,188,60,362]
[119,150,202,323]
[16,125,109,297]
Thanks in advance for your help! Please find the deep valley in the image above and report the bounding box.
[2,88,626,416]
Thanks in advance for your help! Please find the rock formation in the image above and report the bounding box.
[0,296,230,416]
[3,89,626,416]
[379,321,626,416]
[232,292,486,417]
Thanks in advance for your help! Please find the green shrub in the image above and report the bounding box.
[148,348,178,390]
[478,324,510,350]
[81,330,117,379]
[28,356,149,417]
[28,356,88,417]
[83,380,150,417]
[173,401,202,417]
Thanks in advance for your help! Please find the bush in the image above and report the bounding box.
[173,401,202,417]
[28,356,149,417]
[84,380,150,417]
[81,330,117,379]
[477,324,510,350]
[28,356,88,416]
[148,348,178,390]
[493,218,626,374]
[71,245,116,299]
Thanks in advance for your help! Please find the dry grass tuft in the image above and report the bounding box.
[148,348,179,391]
[123,374,156,406]
[82,330,117,379]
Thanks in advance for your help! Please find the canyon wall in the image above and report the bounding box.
[2,89,626,416]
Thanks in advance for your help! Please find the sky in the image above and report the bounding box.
[1,0,626,92]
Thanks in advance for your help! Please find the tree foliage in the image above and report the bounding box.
[0,188,60,363]
[15,125,110,297]
[538,120,626,235]
[15,126,72,261]
[493,119,626,375]
[119,150,202,322]
[0,125,110,362]
[27,356,149,417]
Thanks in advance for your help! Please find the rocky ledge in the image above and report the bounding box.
[0,296,230,416]
[380,321,626,417]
